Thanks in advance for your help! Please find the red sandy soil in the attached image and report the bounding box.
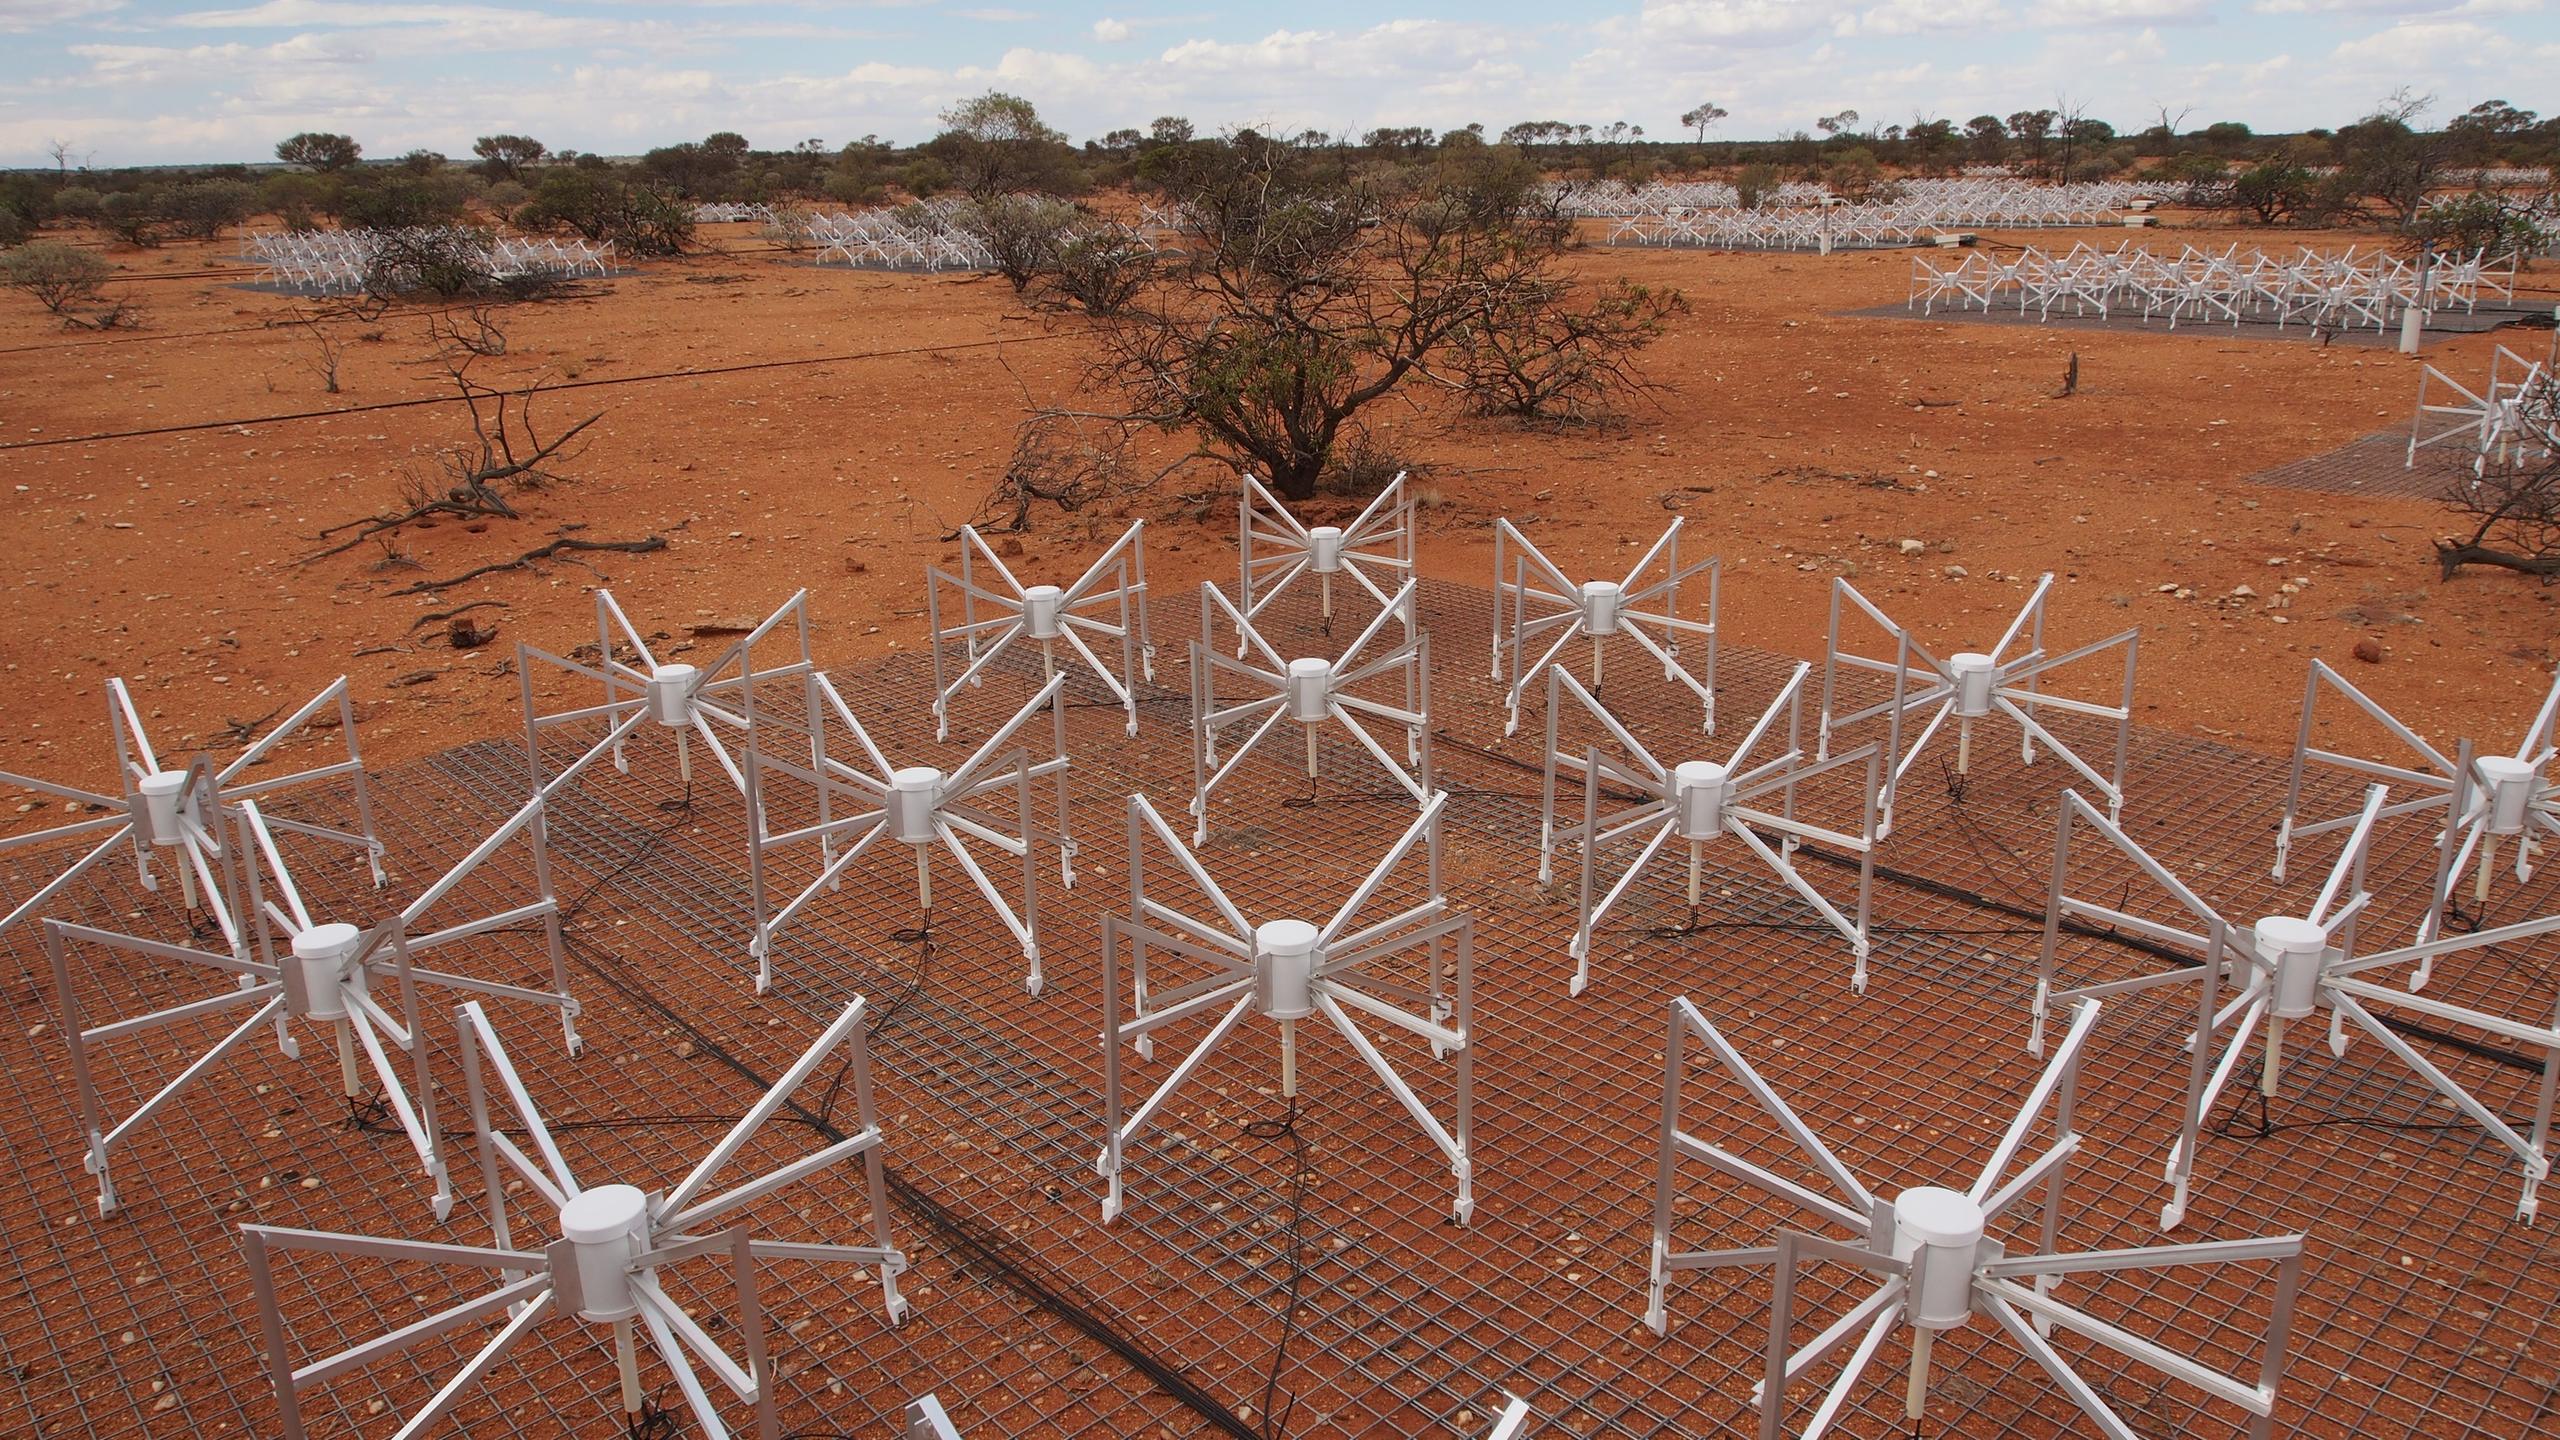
[2,218,2555,816]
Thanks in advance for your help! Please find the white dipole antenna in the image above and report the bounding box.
[241,999,908,1440]
[1491,517,1719,737]
[1647,996,2307,1440]
[2035,785,2560,1229]
[1236,471,1416,647]
[1190,580,1431,844]
[1098,791,1475,1223]
[518,588,816,958]
[750,671,1070,995]
[1542,663,1883,996]
[1817,573,2137,838]
[928,519,1155,738]
[42,784,582,1217]
[1,675,385,954]
[2274,661,2558,943]
[907,1396,964,1439]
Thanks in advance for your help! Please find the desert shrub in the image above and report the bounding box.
[516,170,692,255]
[761,199,818,253]
[1733,163,1780,209]
[341,174,468,230]
[1452,276,1687,425]
[4,240,115,312]
[96,191,160,246]
[50,186,103,223]
[163,179,257,240]
[261,173,336,230]
[1823,147,1883,202]
[482,178,530,213]
[276,132,362,172]
[1038,224,1154,315]
[0,210,26,249]
[900,157,952,198]
[2224,159,2318,224]
[2410,193,2549,256]
[967,195,1078,291]
[362,227,503,299]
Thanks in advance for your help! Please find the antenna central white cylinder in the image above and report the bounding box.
[288,922,362,1020]
[889,767,944,844]
[1256,919,1321,1020]
[1948,653,1997,717]
[646,664,698,727]
[136,772,187,846]
[1306,526,1346,574]
[1671,761,1732,839]
[2476,756,2538,836]
[1286,659,1333,722]
[1891,1186,1984,1329]
[558,1183,649,1323]
[1022,584,1066,641]
[2255,915,2329,1019]
[1580,580,1624,636]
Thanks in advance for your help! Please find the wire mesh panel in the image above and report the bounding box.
[4,576,2559,1439]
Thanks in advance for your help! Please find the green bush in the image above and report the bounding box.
[163,179,257,240]
[515,169,692,256]
[50,187,103,223]
[96,191,160,246]
[4,240,115,312]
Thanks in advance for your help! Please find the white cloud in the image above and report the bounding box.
[1637,0,1837,47]
[1836,0,2011,35]
[2034,0,2213,24]
[0,0,121,30]
[1092,15,1128,41]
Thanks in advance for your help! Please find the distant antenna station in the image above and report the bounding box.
[1491,517,1719,737]
[2036,785,2560,1228]
[928,519,1155,739]
[1235,472,1416,645]
[751,671,1072,995]
[44,787,579,1217]
[1097,792,1475,1223]
[242,998,908,1440]
[2275,661,2558,943]
[1,676,383,953]
[1540,663,1882,995]
[1818,573,2137,836]
[1189,580,1431,843]
[1647,996,2306,1439]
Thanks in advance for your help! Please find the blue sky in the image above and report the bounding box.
[2,0,2553,167]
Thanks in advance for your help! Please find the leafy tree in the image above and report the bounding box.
[276,132,362,172]
[2336,91,2451,229]
[1148,116,1194,146]
[1081,137,1677,499]
[1679,102,1728,144]
[472,134,547,183]
[339,173,467,230]
[2202,121,2253,154]
[1814,109,1861,141]
[1964,114,2007,165]
[931,92,1075,199]
[2225,159,2318,224]
[2007,109,2056,172]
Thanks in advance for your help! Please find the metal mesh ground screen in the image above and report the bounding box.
[5,575,2558,1439]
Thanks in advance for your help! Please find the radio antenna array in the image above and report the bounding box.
[1541,663,1882,995]
[1818,573,2136,837]
[242,998,908,1440]
[44,779,580,1216]
[1097,792,1475,1223]
[1647,996,2306,1439]
[1491,517,1719,737]
[2275,661,2558,943]
[751,671,1072,994]
[2036,784,2560,1228]
[1,676,383,952]
[1190,580,1431,843]
[928,519,1155,739]
[1235,472,1415,645]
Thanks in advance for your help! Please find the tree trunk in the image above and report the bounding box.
[2436,541,2560,580]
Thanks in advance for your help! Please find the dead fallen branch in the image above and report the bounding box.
[389,535,666,596]
[409,600,509,632]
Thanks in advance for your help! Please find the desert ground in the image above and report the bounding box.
[2,216,2554,811]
